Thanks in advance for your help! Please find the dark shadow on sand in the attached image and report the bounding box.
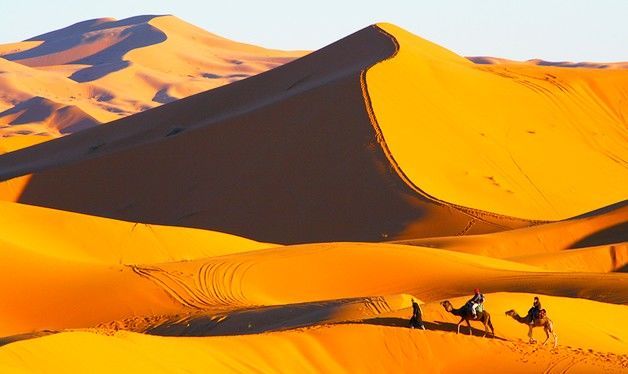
[357,317,507,341]
[2,15,166,83]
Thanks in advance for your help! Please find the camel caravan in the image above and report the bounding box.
[410,291,558,348]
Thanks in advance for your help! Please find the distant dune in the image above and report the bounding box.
[468,56,628,69]
[0,15,304,139]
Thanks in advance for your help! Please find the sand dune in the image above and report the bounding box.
[469,56,628,69]
[1,23,625,242]
[0,201,274,264]
[0,25,537,243]
[0,135,50,155]
[0,293,626,372]
[0,15,304,140]
[0,96,99,135]
[368,24,628,220]
[128,243,627,308]
[4,240,626,337]
[0,19,626,372]
[395,201,627,259]
[510,243,627,272]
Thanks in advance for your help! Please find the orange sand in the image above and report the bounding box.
[368,24,627,220]
[0,15,304,140]
[0,20,626,373]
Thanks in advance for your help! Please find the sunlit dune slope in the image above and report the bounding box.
[0,15,304,139]
[395,201,627,260]
[0,201,273,264]
[0,25,536,243]
[1,293,626,373]
[5,240,627,337]
[0,135,50,154]
[0,244,185,336]
[129,243,627,309]
[141,292,627,356]
[368,23,628,220]
[510,243,627,272]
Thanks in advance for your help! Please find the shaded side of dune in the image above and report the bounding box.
[0,26,532,243]
[2,16,167,82]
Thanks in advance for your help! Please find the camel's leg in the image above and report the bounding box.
[528,325,536,344]
[457,318,464,334]
[542,327,550,346]
[548,322,558,348]
[466,319,472,336]
[483,321,488,337]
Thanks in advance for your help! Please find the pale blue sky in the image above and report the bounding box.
[1,0,626,62]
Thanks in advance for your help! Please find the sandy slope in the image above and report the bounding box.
[0,201,274,264]
[0,294,626,373]
[0,20,626,373]
[368,23,628,220]
[0,25,536,243]
[4,240,626,337]
[0,135,50,154]
[510,244,627,272]
[396,202,628,272]
[0,15,303,139]
[1,23,625,242]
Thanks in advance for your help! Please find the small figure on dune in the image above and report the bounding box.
[505,297,558,348]
[527,296,542,325]
[440,296,494,337]
[467,288,485,319]
[409,299,426,330]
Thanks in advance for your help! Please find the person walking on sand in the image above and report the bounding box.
[409,299,426,330]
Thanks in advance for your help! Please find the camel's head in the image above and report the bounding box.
[505,310,515,317]
[440,300,452,311]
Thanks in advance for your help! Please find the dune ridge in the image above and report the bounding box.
[0,25,538,244]
[368,23,628,221]
[0,15,304,140]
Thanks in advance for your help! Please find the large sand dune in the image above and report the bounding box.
[368,24,627,220]
[0,15,303,139]
[0,25,541,243]
[3,239,626,337]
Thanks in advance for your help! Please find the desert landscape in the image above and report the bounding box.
[0,13,626,373]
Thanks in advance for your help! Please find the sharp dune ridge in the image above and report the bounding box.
[0,24,542,244]
[0,16,627,373]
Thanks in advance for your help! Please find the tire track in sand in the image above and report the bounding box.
[130,259,254,309]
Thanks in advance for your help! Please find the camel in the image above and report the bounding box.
[505,309,558,348]
[440,300,494,337]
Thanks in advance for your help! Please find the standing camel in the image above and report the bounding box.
[440,300,494,337]
[505,309,558,348]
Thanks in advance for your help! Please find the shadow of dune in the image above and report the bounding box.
[3,15,167,83]
[567,200,627,220]
[1,25,534,244]
[0,330,57,347]
[568,222,628,249]
[146,296,395,337]
[69,61,131,82]
[0,96,57,124]
[346,317,507,340]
